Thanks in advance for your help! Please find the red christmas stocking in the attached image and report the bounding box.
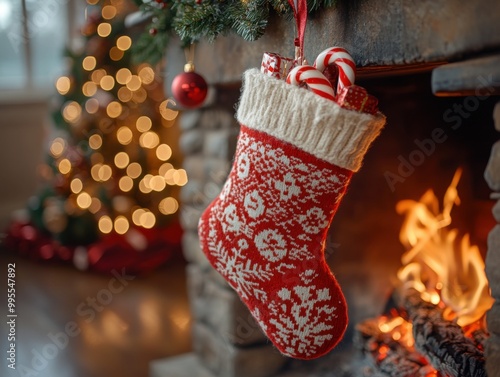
[198,69,386,359]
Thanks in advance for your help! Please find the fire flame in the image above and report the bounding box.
[396,168,493,327]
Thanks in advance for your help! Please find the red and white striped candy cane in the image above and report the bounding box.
[286,65,335,102]
[314,47,356,95]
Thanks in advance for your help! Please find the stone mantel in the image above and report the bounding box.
[164,0,500,90]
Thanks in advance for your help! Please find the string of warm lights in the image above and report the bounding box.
[48,0,184,237]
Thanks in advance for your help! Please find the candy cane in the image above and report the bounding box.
[286,65,335,102]
[314,47,356,94]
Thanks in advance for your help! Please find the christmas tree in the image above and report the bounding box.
[4,0,183,274]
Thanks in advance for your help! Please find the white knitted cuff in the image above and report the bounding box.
[236,68,386,172]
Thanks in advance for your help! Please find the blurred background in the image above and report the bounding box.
[0,1,192,376]
[0,0,81,228]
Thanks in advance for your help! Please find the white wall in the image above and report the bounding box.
[0,93,48,230]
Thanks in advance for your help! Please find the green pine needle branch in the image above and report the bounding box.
[132,0,337,65]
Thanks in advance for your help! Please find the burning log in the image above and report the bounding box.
[355,314,438,377]
[467,327,488,350]
[399,288,486,377]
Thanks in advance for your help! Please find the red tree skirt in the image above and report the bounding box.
[3,220,183,275]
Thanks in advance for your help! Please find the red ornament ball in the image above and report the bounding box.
[171,71,208,108]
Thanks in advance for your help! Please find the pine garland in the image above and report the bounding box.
[132,0,337,65]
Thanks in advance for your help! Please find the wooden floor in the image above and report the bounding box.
[0,252,192,377]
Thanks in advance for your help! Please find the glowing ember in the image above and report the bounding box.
[397,168,493,327]
[377,312,414,348]
[358,309,439,376]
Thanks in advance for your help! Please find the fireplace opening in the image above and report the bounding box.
[319,71,498,375]
[356,168,493,377]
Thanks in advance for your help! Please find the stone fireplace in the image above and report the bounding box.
[150,1,500,376]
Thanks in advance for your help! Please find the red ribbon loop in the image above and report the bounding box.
[287,0,308,64]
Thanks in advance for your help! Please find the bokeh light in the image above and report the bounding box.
[97,23,112,37]
[50,138,65,157]
[126,162,142,179]
[119,176,133,192]
[101,5,117,19]
[126,75,141,91]
[106,101,122,118]
[116,36,132,51]
[156,144,172,161]
[114,216,129,235]
[174,169,188,186]
[100,75,115,91]
[98,164,113,181]
[70,178,83,194]
[109,47,124,61]
[91,69,106,84]
[85,98,100,114]
[82,81,98,97]
[62,101,82,123]
[114,152,130,169]
[89,198,102,214]
[132,88,147,103]
[117,87,132,102]
[159,197,179,215]
[76,192,92,209]
[140,211,155,229]
[136,116,152,132]
[116,126,133,145]
[150,175,166,192]
[159,99,179,121]
[98,216,113,234]
[82,56,97,71]
[132,208,145,226]
[139,131,159,149]
[89,134,103,150]
[116,68,132,84]
[56,76,71,95]
[58,159,71,174]
[138,66,154,85]
[159,163,173,176]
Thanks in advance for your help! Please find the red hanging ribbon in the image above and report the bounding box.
[287,0,308,64]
